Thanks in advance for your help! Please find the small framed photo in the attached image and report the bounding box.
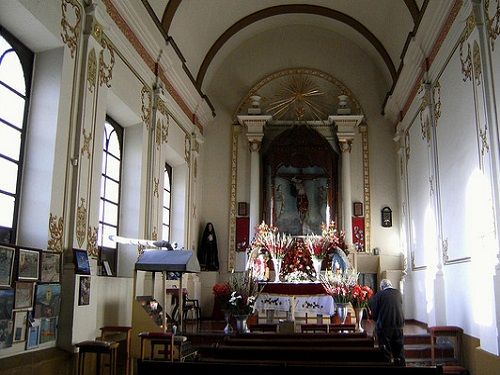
[0,246,15,287]
[26,325,39,350]
[78,276,91,306]
[238,202,248,216]
[13,310,28,343]
[18,249,40,281]
[353,202,363,217]
[14,281,34,309]
[40,251,61,283]
[73,249,90,275]
[102,260,112,276]
[0,319,13,349]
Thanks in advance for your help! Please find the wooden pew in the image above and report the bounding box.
[201,345,388,363]
[138,359,444,375]
[229,331,367,340]
[221,336,375,348]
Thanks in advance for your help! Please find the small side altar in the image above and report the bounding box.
[256,282,334,319]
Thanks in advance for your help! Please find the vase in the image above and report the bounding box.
[336,302,349,325]
[272,258,282,282]
[223,310,232,334]
[354,307,365,332]
[234,314,250,333]
[312,258,322,281]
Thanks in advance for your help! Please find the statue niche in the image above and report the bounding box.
[263,125,339,236]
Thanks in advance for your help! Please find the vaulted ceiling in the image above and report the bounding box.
[142,0,452,122]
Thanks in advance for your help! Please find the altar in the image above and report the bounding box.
[255,282,334,321]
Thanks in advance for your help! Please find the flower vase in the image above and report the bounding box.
[234,314,250,333]
[336,302,349,325]
[354,307,365,332]
[312,258,322,281]
[223,311,232,334]
[272,258,282,282]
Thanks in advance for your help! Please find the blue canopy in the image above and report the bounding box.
[134,249,200,273]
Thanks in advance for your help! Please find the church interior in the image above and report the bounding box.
[1,0,500,374]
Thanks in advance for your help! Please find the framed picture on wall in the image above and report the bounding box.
[13,310,28,343]
[40,251,61,283]
[0,288,15,320]
[26,325,39,350]
[78,276,90,306]
[14,281,34,309]
[18,249,40,281]
[34,283,61,319]
[73,249,90,275]
[0,246,15,287]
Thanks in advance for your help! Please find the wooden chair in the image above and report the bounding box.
[139,332,174,362]
[76,340,119,375]
[182,295,201,322]
[99,326,131,375]
[428,326,468,375]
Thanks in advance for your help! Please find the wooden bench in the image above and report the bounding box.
[221,336,375,347]
[137,359,444,375]
[202,345,388,363]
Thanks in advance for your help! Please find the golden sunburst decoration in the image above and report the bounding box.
[266,74,328,121]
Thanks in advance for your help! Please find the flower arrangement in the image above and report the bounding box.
[283,270,311,283]
[212,282,232,311]
[304,234,330,260]
[226,270,260,316]
[321,221,347,253]
[320,268,359,304]
[350,284,374,309]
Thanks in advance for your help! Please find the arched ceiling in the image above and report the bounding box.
[143,0,429,117]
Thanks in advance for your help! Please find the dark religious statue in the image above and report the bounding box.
[198,222,219,271]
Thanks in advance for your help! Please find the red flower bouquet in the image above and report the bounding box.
[350,284,374,308]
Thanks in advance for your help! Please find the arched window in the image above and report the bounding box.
[0,28,33,244]
[162,163,172,241]
[98,117,123,276]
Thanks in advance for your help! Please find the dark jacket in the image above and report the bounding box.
[369,287,404,330]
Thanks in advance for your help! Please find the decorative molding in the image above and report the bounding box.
[459,12,476,82]
[87,226,98,257]
[184,134,191,162]
[420,111,431,142]
[81,128,92,158]
[141,86,152,127]
[155,118,162,148]
[98,37,115,87]
[152,227,158,241]
[473,40,482,85]
[60,0,82,59]
[48,213,64,252]
[485,0,500,50]
[405,131,411,162]
[153,177,159,198]
[359,123,371,253]
[339,140,352,153]
[479,127,490,157]
[90,19,103,43]
[76,198,87,248]
[87,48,97,93]
[156,96,168,116]
[442,238,449,262]
[433,81,441,123]
[162,115,169,143]
[228,125,239,271]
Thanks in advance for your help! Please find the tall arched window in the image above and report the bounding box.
[162,163,172,241]
[98,117,123,276]
[0,28,33,244]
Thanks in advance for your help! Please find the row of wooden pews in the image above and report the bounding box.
[137,331,444,375]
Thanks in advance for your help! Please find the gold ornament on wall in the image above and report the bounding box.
[48,213,64,252]
[81,128,92,159]
[459,13,476,82]
[155,118,162,148]
[76,198,87,248]
[99,38,115,88]
[60,0,82,59]
[152,227,158,241]
[87,226,98,257]
[473,41,482,85]
[153,177,159,198]
[484,0,500,50]
[184,135,191,162]
[162,115,169,143]
[433,81,441,124]
[87,48,97,93]
[141,86,152,127]
[479,128,490,157]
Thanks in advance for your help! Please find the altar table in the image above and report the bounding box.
[256,282,334,320]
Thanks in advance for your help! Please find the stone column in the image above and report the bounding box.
[237,116,272,242]
[329,114,363,248]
